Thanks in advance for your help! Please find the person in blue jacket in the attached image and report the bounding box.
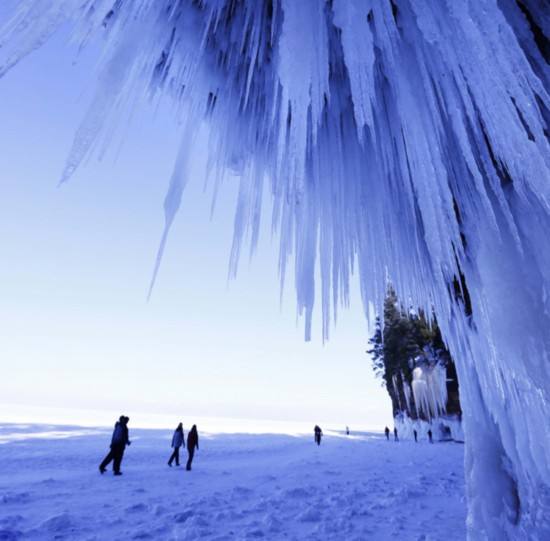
[168,423,185,467]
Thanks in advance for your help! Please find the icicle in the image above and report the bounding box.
[411,364,448,421]
[402,376,413,415]
[148,115,198,299]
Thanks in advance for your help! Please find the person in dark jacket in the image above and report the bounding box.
[314,425,323,446]
[168,423,184,467]
[394,427,399,442]
[186,425,199,471]
[99,415,131,475]
[428,429,433,443]
[384,426,390,440]
[413,429,418,442]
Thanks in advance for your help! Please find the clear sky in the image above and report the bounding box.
[0,16,392,432]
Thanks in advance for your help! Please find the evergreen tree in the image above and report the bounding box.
[368,287,461,418]
[367,316,384,381]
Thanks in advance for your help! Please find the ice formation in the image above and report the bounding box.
[411,364,448,421]
[387,349,463,442]
[0,1,549,538]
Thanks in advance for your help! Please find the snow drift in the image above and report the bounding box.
[0,1,549,538]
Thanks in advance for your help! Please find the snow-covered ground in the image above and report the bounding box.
[0,423,466,540]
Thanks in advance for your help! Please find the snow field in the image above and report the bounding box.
[0,424,466,540]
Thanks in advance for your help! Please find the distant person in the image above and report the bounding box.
[186,424,199,471]
[413,429,418,442]
[384,426,390,441]
[346,426,350,436]
[394,427,399,442]
[168,423,184,467]
[428,429,433,443]
[99,415,131,476]
[314,425,323,446]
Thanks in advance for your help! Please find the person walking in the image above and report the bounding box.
[99,415,131,475]
[345,426,350,436]
[394,427,399,442]
[413,429,418,442]
[384,426,390,440]
[428,429,433,443]
[168,423,184,467]
[186,425,199,471]
[314,425,323,446]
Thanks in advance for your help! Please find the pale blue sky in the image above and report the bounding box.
[0,16,392,431]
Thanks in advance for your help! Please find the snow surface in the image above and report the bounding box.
[0,423,466,540]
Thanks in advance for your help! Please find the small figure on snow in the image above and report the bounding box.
[186,424,199,470]
[384,426,390,440]
[99,415,131,476]
[394,427,399,442]
[346,426,350,436]
[428,429,433,443]
[413,429,418,442]
[314,425,323,446]
[168,423,184,467]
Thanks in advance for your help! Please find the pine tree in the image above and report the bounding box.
[368,287,461,418]
[367,316,384,381]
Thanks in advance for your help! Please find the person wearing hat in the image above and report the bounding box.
[99,415,131,475]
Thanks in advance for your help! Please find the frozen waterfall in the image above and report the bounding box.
[411,364,448,421]
[1,1,549,538]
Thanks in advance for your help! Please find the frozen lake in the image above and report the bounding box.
[0,424,466,540]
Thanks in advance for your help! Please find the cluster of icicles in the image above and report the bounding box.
[0,0,546,338]
[411,363,448,420]
[1,1,549,538]
[392,359,448,421]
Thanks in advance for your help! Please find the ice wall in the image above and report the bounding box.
[1,1,549,538]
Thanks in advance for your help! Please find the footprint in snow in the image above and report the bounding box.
[206,495,224,507]
[229,510,245,520]
[174,510,194,523]
[245,529,265,538]
[39,478,57,485]
[251,500,268,512]
[1,493,31,505]
[132,531,153,540]
[39,513,75,532]
[187,515,210,528]
[0,516,24,529]
[153,505,167,516]
[298,507,321,522]
[282,487,311,499]
[262,516,282,532]
[125,503,148,513]
[0,529,23,541]
[232,486,254,497]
